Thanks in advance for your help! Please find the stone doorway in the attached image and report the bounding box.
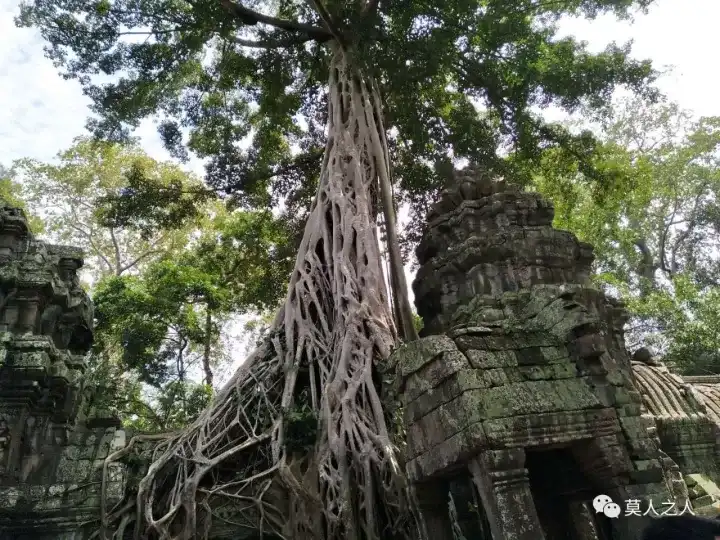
[526,446,614,540]
[449,475,493,540]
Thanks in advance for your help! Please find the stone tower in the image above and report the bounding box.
[0,201,126,539]
[392,168,688,540]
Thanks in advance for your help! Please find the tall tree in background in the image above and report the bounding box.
[14,139,294,430]
[19,0,660,538]
[530,97,720,375]
[93,207,293,431]
[14,137,202,279]
[0,165,43,233]
[181,207,294,384]
[12,138,220,430]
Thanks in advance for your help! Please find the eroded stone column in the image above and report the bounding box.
[469,448,545,540]
[0,214,27,264]
[15,290,42,335]
[414,480,455,540]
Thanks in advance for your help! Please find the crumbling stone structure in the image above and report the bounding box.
[631,355,720,514]
[392,169,707,540]
[0,201,126,539]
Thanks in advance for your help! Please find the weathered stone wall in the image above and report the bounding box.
[0,201,127,539]
[413,168,594,336]
[0,423,125,539]
[393,169,706,540]
[398,292,662,487]
[631,358,720,514]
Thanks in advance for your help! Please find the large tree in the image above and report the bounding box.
[19,1,660,538]
[13,138,225,431]
[530,97,720,374]
[92,206,293,431]
[14,139,294,428]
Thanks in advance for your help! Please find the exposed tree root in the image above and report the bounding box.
[99,43,421,540]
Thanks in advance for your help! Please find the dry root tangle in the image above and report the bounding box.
[98,43,421,540]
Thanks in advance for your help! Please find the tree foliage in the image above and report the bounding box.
[92,265,217,430]
[531,97,720,374]
[18,0,658,236]
[93,207,292,395]
[12,138,293,431]
[14,137,201,279]
[0,165,44,234]
[12,138,229,430]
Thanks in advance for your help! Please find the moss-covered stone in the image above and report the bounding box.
[403,170,712,540]
[0,201,128,538]
[395,335,461,380]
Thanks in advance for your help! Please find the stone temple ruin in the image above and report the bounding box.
[0,202,125,539]
[0,169,719,539]
[393,169,720,539]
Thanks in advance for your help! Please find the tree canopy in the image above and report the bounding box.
[13,138,293,432]
[531,97,720,375]
[94,206,292,392]
[0,165,44,233]
[18,0,658,228]
[14,137,201,279]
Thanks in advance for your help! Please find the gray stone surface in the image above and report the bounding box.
[0,201,127,539]
[631,355,720,513]
[397,168,718,540]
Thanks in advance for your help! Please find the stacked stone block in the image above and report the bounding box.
[395,169,683,540]
[631,359,720,514]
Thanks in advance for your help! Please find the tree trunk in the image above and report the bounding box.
[203,307,214,388]
[104,43,420,540]
[275,44,418,540]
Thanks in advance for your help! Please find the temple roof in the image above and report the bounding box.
[413,167,595,335]
[632,360,719,423]
[694,383,720,424]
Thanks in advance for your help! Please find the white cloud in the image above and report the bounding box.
[556,0,720,118]
[0,1,86,164]
[0,0,179,167]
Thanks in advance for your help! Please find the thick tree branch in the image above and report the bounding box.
[203,308,214,388]
[108,227,123,276]
[634,238,655,277]
[219,0,331,41]
[659,200,680,275]
[119,249,163,274]
[633,236,657,297]
[232,34,320,48]
[306,0,346,45]
[670,191,705,274]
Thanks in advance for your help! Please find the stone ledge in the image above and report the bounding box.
[407,408,623,481]
[482,408,621,448]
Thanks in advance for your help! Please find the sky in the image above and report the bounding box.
[1,0,718,382]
